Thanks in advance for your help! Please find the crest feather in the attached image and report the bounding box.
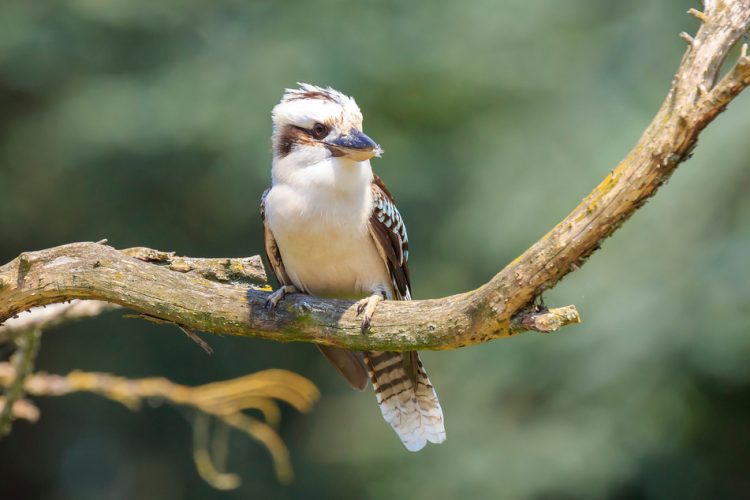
[281,83,355,107]
[271,83,364,132]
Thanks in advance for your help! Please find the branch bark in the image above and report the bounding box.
[1,1,749,351]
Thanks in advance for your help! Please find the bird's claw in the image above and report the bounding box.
[356,300,367,315]
[355,294,384,332]
[265,285,298,309]
[361,316,372,332]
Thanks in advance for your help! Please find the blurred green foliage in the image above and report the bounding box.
[2,0,750,499]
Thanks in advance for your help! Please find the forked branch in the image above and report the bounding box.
[0,363,319,485]
[1,1,749,351]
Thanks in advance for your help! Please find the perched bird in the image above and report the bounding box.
[260,84,446,451]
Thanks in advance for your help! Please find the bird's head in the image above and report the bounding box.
[271,84,382,169]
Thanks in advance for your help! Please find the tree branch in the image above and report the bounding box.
[1,1,749,350]
[0,329,41,436]
[0,398,39,424]
[0,363,319,485]
[0,301,118,343]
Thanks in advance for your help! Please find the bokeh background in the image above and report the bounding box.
[2,0,750,499]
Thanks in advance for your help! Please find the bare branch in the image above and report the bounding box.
[0,398,39,423]
[687,8,708,23]
[0,246,267,344]
[0,329,41,436]
[1,2,749,351]
[511,306,581,335]
[0,363,319,484]
[679,31,695,47]
[179,325,214,355]
[0,301,117,343]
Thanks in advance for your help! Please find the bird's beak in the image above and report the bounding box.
[325,129,383,161]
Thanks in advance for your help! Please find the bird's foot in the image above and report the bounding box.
[355,293,384,332]
[265,285,299,309]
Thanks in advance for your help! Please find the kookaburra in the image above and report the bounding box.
[260,84,446,451]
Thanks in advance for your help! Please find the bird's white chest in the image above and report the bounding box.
[264,184,390,299]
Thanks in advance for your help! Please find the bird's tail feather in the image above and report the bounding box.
[317,345,369,391]
[364,351,446,451]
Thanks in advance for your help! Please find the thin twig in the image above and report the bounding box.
[687,8,708,23]
[0,329,41,437]
[0,398,39,423]
[680,31,696,47]
[179,325,214,355]
[0,301,118,343]
[193,413,241,490]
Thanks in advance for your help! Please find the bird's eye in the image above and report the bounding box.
[311,123,329,140]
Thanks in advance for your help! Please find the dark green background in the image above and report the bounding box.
[2,1,750,499]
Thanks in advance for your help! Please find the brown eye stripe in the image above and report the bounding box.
[274,120,338,158]
[274,125,315,157]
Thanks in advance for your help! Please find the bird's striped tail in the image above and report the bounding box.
[364,351,446,451]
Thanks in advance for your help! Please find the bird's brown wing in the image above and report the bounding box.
[367,175,412,301]
[365,176,445,451]
[260,188,291,287]
[367,175,418,383]
[260,188,369,391]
